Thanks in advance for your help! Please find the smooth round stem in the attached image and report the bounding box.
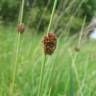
[19,0,25,24]
[47,0,58,33]
[9,32,21,96]
[69,53,77,96]
[69,61,74,96]
[9,0,25,95]
[37,54,47,96]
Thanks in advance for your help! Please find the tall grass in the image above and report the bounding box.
[9,0,25,95]
[0,0,96,96]
[38,0,58,96]
[0,25,96,96]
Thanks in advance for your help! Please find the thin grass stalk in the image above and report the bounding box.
[47,0,58,33]
[69,53,77,96]
[43,55,56,95]
[9,0,25,95]
[78,16,86,47]
[37,54,46,96]
[78,56,89,96]
[19,0,25,24]
[9,32,21,96]
[48,87,52,96]
[69,67,74,96]
[68,16,87,96]
[38,0,57,95]
[43,40,59,95]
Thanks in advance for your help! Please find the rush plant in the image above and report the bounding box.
[9,0,25,95]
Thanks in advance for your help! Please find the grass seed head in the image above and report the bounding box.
[74,47,80,52]
[42,32,57,55]
[17,23,25,34]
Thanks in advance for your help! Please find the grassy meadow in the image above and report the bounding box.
[0,0,96,96]
[0,25,96,96]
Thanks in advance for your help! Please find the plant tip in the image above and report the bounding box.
[17,23,25,34]
[42,32,57,55]
[74,47,80,52]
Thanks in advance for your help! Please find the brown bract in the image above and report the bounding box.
[74,47,80,52]
[17,23,25,34]
[42,32,57,55]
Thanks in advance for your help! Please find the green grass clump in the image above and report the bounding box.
[0,0,96,95]
[0,26,96,96]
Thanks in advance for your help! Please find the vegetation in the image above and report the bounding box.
[0,26,96,96]
[0,0,96,96]
[0,0,96,33]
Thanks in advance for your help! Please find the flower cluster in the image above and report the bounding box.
[17,23,25,34]
[42,32,57,55]
[74,47,80,52]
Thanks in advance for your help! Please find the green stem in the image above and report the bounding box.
[9,0,25,95]
[47,0,58,33]
[69,54,77,96]
[69,62,74,96]
[9,32,21,96]
[38,54,46,96]
[19,0,25,24]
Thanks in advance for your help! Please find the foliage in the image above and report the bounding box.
[0,26,96,96]
[0,0,20,22]
[0,0,96,34]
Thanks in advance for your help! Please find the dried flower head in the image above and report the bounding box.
[17,23,25,34]
[74,47,80,52]
[42,32,57,55]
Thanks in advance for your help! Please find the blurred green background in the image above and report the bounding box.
[0,0,96,34]
[0,0,96,96]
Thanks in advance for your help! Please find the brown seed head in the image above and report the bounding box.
[42,32,57,55]
[74,47,80,52]
[17,23,25,34]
